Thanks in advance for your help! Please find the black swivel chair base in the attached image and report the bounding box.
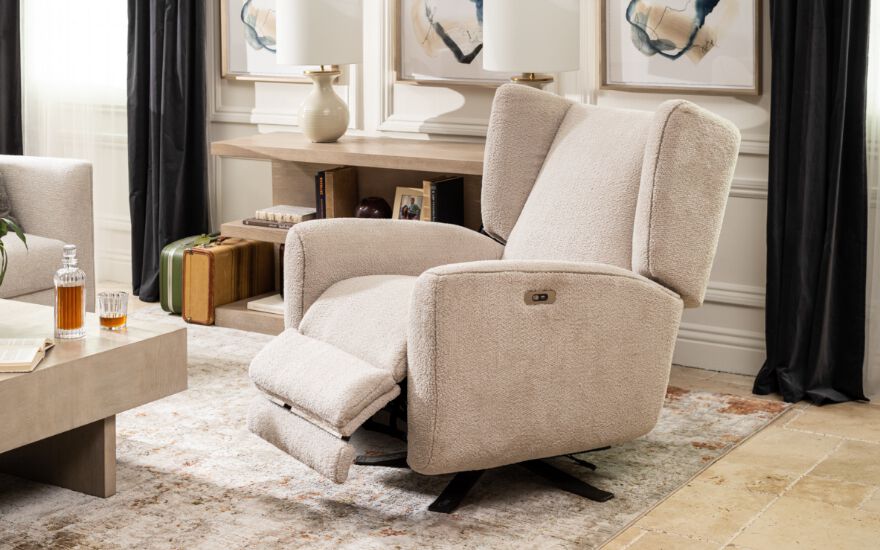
[353,452,615,514]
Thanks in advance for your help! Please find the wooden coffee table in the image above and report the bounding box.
[0,299,186,497]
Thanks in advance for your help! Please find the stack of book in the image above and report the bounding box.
[242,205,316,229]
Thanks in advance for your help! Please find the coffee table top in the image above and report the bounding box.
[0,299,188,453]
[0,299,183,379]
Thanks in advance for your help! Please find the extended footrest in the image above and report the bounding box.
[248,329,403,482]
[248,396,356,483]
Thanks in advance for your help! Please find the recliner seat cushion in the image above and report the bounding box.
[249,329,400,437]
[0,234,64,299]
[299,274,416,381]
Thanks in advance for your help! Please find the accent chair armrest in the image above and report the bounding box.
[284,218,504,328]
[406,259,683,475]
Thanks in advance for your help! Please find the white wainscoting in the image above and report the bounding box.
[198,0,772,375]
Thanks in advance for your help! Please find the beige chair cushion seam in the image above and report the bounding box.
[425,274,441,468]
[433,269,679,299]
[296,230,307,325]
[646,101,686,277]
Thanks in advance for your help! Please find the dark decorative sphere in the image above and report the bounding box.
[355,197,392,219]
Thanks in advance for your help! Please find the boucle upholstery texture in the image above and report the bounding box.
[250,89,739,484]
[503,103,653,268]
[249,328,400,437]
[406,260,683,475]
[247,396,356,484]
[0,234,65,298]
[284,218,504,328]
[300,275,416,381]
[481,84,572,243]
[0,156,95,308]
[632,100,741,307]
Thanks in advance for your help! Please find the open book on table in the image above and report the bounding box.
[0,338,55,373]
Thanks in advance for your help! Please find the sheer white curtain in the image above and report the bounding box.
[866,5,880,399]
[21,0,130,284]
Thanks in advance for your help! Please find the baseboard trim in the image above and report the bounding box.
[703,282,766,308]
[674,322,765,375]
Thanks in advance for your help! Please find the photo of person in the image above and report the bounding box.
[399,195,422,220]
[393,187,427,221]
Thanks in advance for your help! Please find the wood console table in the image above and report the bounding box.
[210,132,486,334]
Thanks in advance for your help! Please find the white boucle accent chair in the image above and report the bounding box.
[0,156,95,310]
[247,84,741,512]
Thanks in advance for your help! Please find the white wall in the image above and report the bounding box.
[206,0,771,375]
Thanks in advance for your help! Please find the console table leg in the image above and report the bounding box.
[0,416,116,497]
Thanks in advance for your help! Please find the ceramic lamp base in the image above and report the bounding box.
[299,70,349,143]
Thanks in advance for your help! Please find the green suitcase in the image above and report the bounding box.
[160,234,218,313]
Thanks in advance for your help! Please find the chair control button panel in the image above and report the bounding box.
[524,290,557,305]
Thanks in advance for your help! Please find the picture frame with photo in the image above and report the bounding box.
[220,0,312,83]
[601,0,762,95]
[393,187,428,221]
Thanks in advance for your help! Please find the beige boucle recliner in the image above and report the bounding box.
[247,84,741,512]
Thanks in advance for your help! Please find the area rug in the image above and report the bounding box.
[0,307,787,549]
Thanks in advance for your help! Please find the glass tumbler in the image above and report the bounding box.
[97,291,129,330]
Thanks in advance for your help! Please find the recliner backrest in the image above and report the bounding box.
[482,84,741,307]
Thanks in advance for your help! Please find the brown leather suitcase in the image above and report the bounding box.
[182,237,275,325]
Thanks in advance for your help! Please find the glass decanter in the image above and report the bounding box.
[54,244,86,339]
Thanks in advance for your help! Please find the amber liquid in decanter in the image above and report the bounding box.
[54,244,87,339]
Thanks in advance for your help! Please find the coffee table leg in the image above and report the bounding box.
[0,416,116,497]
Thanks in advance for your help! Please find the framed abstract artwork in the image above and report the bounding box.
[601,0,762,95]
[220,0,311,83]
[395,0,511,85]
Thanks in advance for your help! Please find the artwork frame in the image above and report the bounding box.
[392,187,428,221]
[219,0,310,84]
[393,0,512,87]
[600,0,763,96]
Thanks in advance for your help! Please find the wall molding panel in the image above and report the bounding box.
[199,0,772,375]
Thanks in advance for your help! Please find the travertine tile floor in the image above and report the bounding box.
[605,366,880,550]
[100,284,880,549]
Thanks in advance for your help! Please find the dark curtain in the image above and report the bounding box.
[755,0,871,404]
[127,0,210,301]
[0,1,22,155]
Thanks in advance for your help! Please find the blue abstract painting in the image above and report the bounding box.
[604,0,760,93]
[240,0,277,54]
[400,0,507,83]
[625,0,728,63]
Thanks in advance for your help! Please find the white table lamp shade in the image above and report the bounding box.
[275,0,363,66]
[483,0,580,74]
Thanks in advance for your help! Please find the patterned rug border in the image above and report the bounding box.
[597,389,792,548]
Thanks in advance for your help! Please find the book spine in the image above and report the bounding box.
[325,171,335,219]
[242,218,294,229]
[430,183,438,222]
[314,171,326,219]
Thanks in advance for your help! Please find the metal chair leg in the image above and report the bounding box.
[521,460,614,502]
[354,451,409,468]
[428,470,486,514]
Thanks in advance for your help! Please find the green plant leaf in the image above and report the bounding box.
[6,219,26,249]
[0,244,7,286]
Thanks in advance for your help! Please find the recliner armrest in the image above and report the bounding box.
[406,259,683,475]
[284,219,504,328]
